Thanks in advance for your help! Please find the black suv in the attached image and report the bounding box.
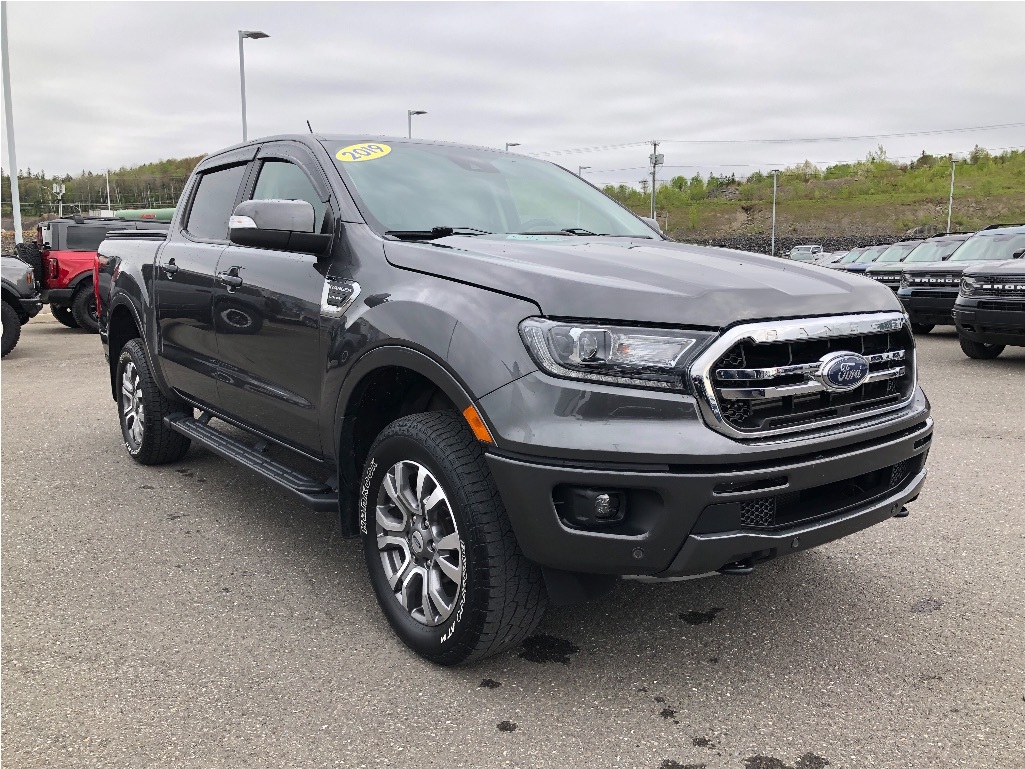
[899,225,1025,331]
[864,234,972,309]
[97,135,933,665]
[953,258,1025,358]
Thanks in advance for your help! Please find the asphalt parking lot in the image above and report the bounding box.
[2,312,1023,769]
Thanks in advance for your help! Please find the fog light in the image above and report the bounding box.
[555,487,627,528]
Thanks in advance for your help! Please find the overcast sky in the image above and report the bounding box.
[2,1,1024,187]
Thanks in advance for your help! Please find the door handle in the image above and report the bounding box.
[216,270,244,288]
[162,258,179,275]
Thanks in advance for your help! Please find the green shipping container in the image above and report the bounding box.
[114,207,176,222]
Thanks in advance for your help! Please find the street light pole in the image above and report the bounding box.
[407,110,427,139]
[238,30,269,142]
[505,142,520,152]
[2,1,24,244]
[770,169,780,257]
[947,158,958,234]
[578,166,591,177]
[649,140,662,219]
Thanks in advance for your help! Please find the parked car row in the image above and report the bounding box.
[816,225,1025,359]
[1,253,43,357]
[15,215,169,333]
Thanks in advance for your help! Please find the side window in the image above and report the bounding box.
[185,164,247,241]
[65,226,112,251]
[251,160,327,233]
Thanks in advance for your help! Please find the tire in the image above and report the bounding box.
[360,411,547,665]
[910,323,934,335]
[116,339,193,464]
[51,303,80,329]
[70,283,99,333]
[959,336,1004,359]
[1,301,22,358]
[14,242,45,290]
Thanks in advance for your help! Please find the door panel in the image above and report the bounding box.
[154,240,225,406]
[212,245,326,452]
[154,162,248,406]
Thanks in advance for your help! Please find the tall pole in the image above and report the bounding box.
[770,169,780,257]
[947,159,957,234]
[238,31,248,142]
[2,1,24,244]
[578,166,590,177]
[105,169,112,212]
[407,111,411,140]
[650,140,659,219]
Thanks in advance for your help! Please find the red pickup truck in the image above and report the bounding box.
[34,216,168,331]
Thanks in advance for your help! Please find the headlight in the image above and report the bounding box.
[519,317,716,390]
[960,276,979,296]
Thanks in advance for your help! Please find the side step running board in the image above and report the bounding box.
[165,414,338,513]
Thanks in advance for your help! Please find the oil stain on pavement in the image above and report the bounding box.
[518,634,580,664]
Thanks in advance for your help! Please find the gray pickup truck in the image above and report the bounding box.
[2,253,43,358]
[96,135,933,664]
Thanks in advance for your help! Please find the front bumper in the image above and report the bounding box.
[18,296,43,317]
[897,289,958,325]
[953,298,1025,347]
[486,417,933,577]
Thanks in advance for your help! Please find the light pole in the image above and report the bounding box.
[947,157,959,234]
[505,142,520,152]
[770,169,780,257]
[407,110,427,139]
[2,1,24,244]
[238,30,269,142]
[52,183,65,218]
[578,166,591,177]
[649,140,662,219]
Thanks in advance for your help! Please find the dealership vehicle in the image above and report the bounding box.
[786,244,823,261]
[865,234,971,321]
[37,216,169,331]
[97,135,933,665]
[952,257,1025,359]
[899,225,1025,332]
[827,246,868,269]
[863,240,923,291]
[835,244,890,274]
[1,254,43,358]
[814,250,848,265]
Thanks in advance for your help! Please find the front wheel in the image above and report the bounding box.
[959,336,1004,359]
[117,339,193,464]
[360,411,547,665]
[1,301,22,358]
[910,323,934,335]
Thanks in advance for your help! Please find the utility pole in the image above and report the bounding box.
[105,169,112,214]
[770,169,780,257]
[649,140,662,219]
[947,158,958,234]
[2,1,24,244]
[52,182,65,218]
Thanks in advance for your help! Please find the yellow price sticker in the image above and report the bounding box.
[336,143,392,162]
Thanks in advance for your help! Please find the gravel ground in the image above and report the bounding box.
[2,312,1023,769]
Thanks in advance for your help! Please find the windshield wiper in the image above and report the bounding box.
[513,227,653,239]
[386,226,492,241]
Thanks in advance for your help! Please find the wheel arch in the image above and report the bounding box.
[332,345,482,536]
[106,296,146,401]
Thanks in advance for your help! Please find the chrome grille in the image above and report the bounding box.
[972,276,1025,299]
[905,273,960,286]
[692,313,916,439]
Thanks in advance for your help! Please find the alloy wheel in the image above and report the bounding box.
[375,460,463,626]
[121,361,145,449]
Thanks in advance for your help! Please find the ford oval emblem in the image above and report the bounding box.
[815,351,870,392]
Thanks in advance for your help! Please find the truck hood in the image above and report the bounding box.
[962,259,1025,277]
[384,236,900,327]
[903,260,994,276]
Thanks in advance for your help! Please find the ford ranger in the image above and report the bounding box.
[97,135,933,665]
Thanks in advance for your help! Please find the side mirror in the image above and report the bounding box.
[1013,249,1025,259]
[640,216,662,235]
[229,199,331,256]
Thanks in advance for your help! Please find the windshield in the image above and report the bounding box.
[855,245,889,263]
[876,242,920,263]
[905,237,969,263]
[948,230,1025,262]
[328,141,657,238]
[840,248,866,263]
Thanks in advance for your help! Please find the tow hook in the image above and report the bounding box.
[718,560,755,576]
[892,504,910,518]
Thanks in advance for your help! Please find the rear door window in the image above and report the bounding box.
[185,164,248,241]
[65,226,112,251]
